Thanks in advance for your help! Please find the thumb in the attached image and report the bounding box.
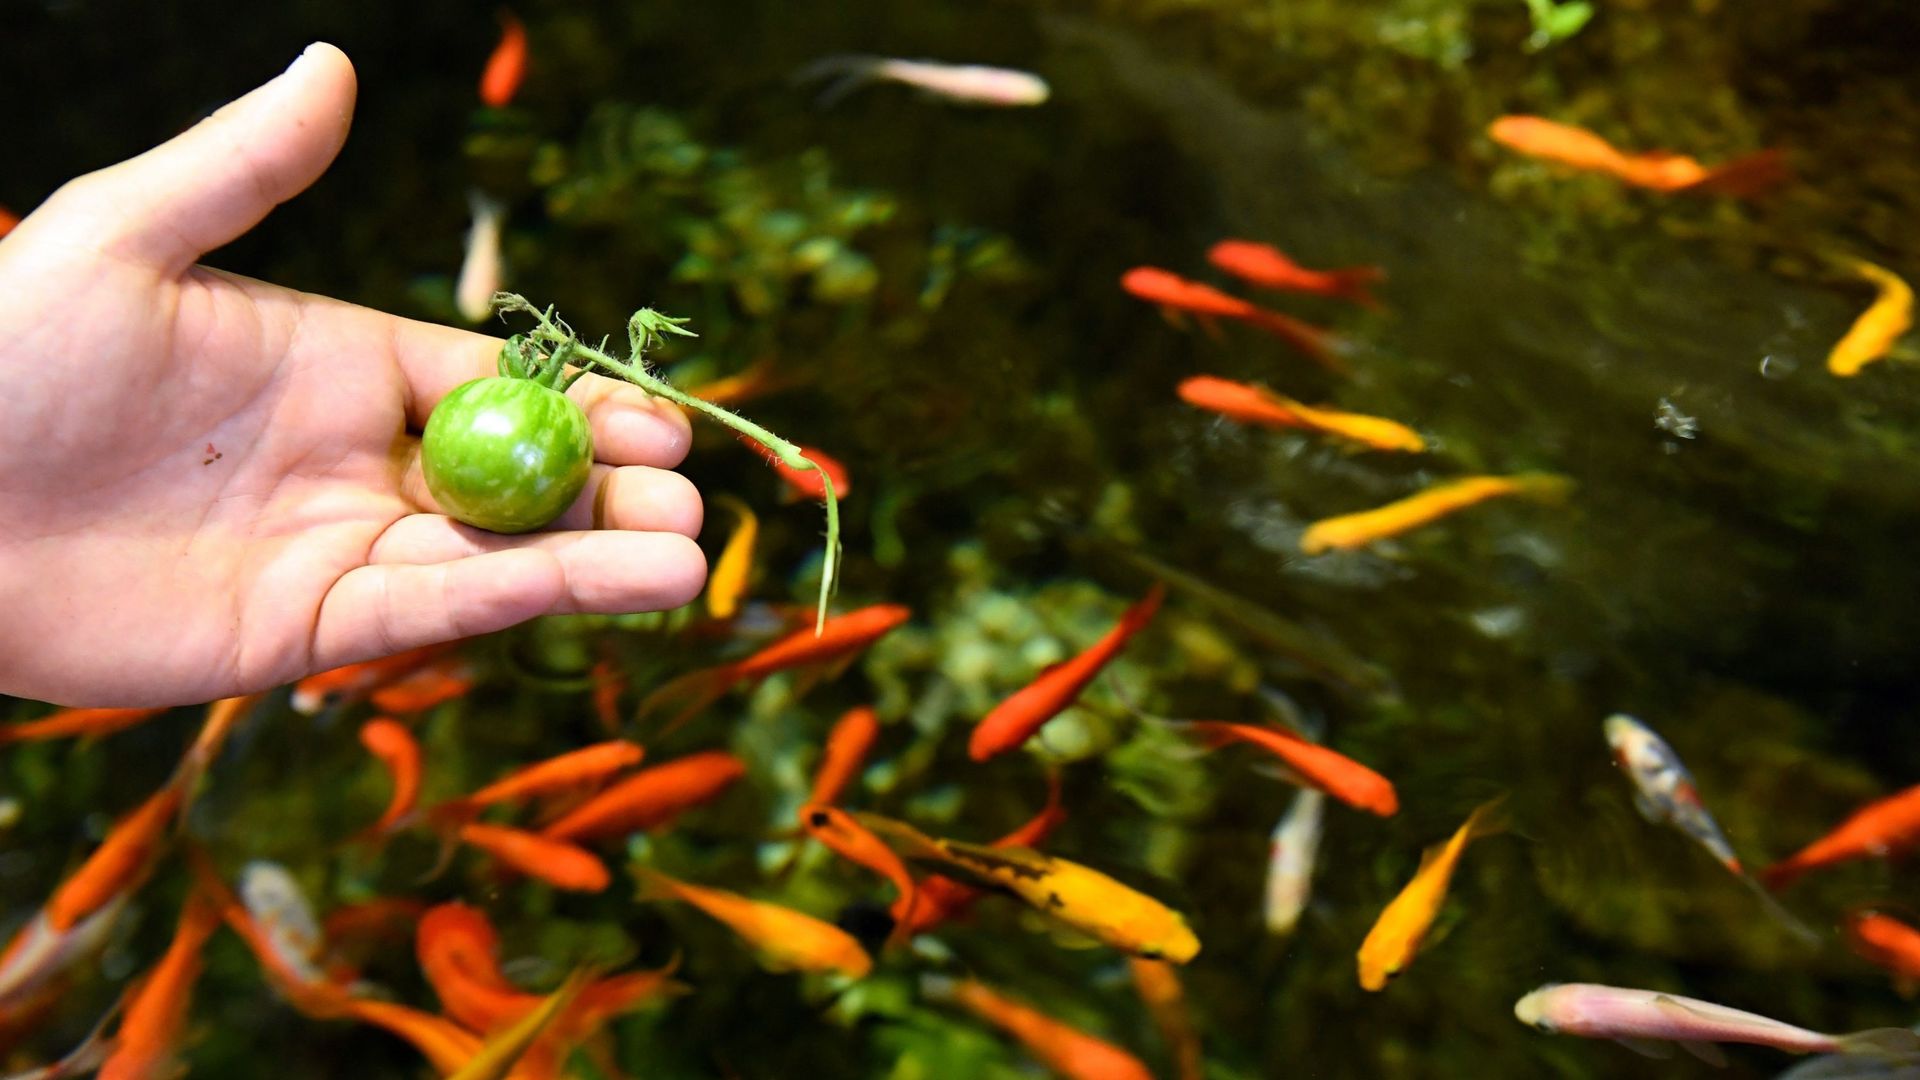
[62,42,356,274]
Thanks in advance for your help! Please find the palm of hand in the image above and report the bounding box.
[0,45,704,706]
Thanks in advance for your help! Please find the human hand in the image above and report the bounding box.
[0,44,706,707]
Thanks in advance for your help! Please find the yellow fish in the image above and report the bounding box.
[633,866,871,978]
[444,968,590,1080]
[1828,258,1913,377]
[705,495,759,619]
[1302,474,1571,555]
[1357,797,1506,991]
[855,812,1200,963]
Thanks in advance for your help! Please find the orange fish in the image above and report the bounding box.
[590,658,626,734]
[705,496,759,620]
[1121,267,1344,372]
[0,206,18,238]
[808,706,881,808]
[291,643,456,715]
[1763,784,1920,891]
[1487,115,1787,196]
[459,741,645,809]
[742,437,851,501]
[1847,910,1920,995]
[370,657,476,715]
[634,867,872,978]
[321,897,429,952]
[969,585,1163,762]
[540,750,746,844]
[1128,958,1204,1080]
[686,358,789,407]
[637,604,911,731]
[479,11,528,108]
[1173,720,1397,816]
[1177,375,1424,452]
[926,976,1153,1080]
[458,823,610,892]
[1207,240,1384,308]
[1827,258,1913,378]
[901,773,1066,936]
[0,706,167,746]
[359,718,423,835]
[799,804,919,946]
[47,781,187,932]
[1301,473,1573,554]
[341,997,484,1073]
[418,903,536,1032]
[98,891,223,1080]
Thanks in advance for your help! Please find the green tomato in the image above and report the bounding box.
[421,377,593,534]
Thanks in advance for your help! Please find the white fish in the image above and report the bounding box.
[1262,787,1323,935]
[239,860,327,984]
[1514,983,1920,1066]
[455,190,506,324]
[796,55,1049,108]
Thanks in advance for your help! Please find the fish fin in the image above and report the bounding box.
[635,667,732,738]
[1461,794,1512,844]
[1737,875,1823,945]
[467,188,506,225]
[848,812,948,863]
[630,866,682,904]
[1242,309,1347,374]
[1249,760,1316,789]
[792,55,881,109]
[1613,1037,1674,1060]
[1685,149,1790,198]
[1157,306,1190,331]
[1898,976,1918,1000]
[1679,1041,1727,1067]
[1760,860,1805,893]
[1196,315,1228,343]
[1630,790,1665,822]
[1836,1028,1920,1057]
[1511,474,1576,504]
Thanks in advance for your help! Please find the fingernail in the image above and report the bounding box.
[284,42,324,76]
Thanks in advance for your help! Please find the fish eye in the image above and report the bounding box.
[1385,967,1402,982]
[1140,948,1163,961]
[806,809,831,828]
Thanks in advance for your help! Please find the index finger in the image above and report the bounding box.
[387,313,692,470]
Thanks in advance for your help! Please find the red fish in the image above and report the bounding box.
[359,718,422,835]
[742,436,851,501]
[0,707,166,746]
[459,741,645,809]
[969,585,1163,762]
[540,751,747,844]
[1846,910,1920,995]
[98,891,223,1080]
[902,773,1065,936]
[1763,784,1920,891]
[1487,115,1788,197]
[1171,720,1397,816]
[1207,240,1384,308]
[800,804,919,946]
[291,644,456,715]
[1120,267,1344,372]
[479,11,528,108]
[637,604,911,731]
[369,657,476,715]
[458,823,610,892]
[808,706,881,808]
[590,658,626,734]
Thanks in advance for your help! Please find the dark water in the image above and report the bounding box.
[4,1,1920,1077]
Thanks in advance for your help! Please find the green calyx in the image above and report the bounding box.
[489,292,842,633]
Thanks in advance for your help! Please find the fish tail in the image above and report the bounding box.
[792,54,882,108]
[1686,149,1790,198]
[1325,267,1387,307]
[1759,858,1807,893]
[1461,794,1512,843]
[1737,875,1823,945]
[630,865,685,904]
[635,667,732,737]
[1242,309,1350,375]
[1510,473,1576,504]
[467,187,506,225]
[1835,1026,1920,1057]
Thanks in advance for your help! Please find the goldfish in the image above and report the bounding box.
[339,997,485,1073]
[858,811,1198,962]
[1604,714,1742,871]
[589,659,626,734]
[799,804,919,946]
[189,852,344,1015]
[457,191,507,324]
[1356,797,1505,990]
[359,718,423,835]
[1846,911,1920,995]
[705,495,759,619]
[1129,958,1203,1080]
[97,891,223,1080]
[239,862,328,987]
[321,897,428,953]
[1121,267,1345,372]
[460,741,645,809]
[1513,983,1919,1063]
[47,781,187,932]
[445,969,589,1080]
[0,706,166,746]
[742,437,851,502]
[923,976,1153,1080]
[459,823,610,892]
[900,773,1067,936]
[419,903,528,1032]
[1487,115,1788,196]
[685,358,788,407]
[1171,719,1397,816]
[370,656,477,714]
[796,55,1049,108]
[1301,472,1573,555]
[540,750,746,844]
[969,584,1163,762]
[479,11,528,108]
[291,643,456,715]
[1762,783,1920,891]
[1177,376,1425,452]
[0,205,18,238]
[1264,788,1325,935]
[808,706,881,808]
[633,866,872,978]
[1207,239,1385,307]
[636,605,910,731]
[1827,258,1913,377]
[0,893,131,1015]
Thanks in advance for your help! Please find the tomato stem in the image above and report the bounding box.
[490,292,841,633]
